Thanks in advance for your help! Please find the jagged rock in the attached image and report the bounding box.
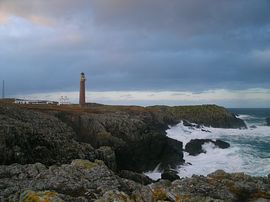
[215,140,230,149]
[116,135,184,172]
[0,106,95,165]
[119,170,154,185]
[97,190,131,202]
[250,125,257,129]
[161,168,180,181]
[1,161,270,201]
[0,160,135,201]
[183,120,201,128]
[185,139,230,156]
[95,146,117,171]
[201,128,211,133]
[266,118,270,126]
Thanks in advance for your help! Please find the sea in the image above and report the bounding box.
[145,108,270,180]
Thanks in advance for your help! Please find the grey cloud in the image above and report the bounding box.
[90,0,270,35]
[0,0,270,99]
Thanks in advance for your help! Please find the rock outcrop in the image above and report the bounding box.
[53,109,184,172]
[0,159,136,201]
[149,104,247,129]
[161,168,180,182]
[116,136,184,172]
[0,105,95,166]
[147,170,270,201]
[185,139,230,156]
[118,170,154,185]
[95,146,117,171]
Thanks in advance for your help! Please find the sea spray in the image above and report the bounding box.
[145,109,270,179]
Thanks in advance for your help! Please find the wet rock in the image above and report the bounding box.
[215,140,230,149]
[266,118,270,126]
[161,168,180,182]
[185,139,230,156]
[119,170,154,185]
[183,120,201,128]
[116,135,184,172]
[250,125,257,129]
[201,128,211,133]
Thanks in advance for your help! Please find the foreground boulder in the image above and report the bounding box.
[149,170,270,201]
[1,161,270,201]
[161,168,180,182]
[185,139,230,156]
[95,146,117,171]
[0,159,136,201]
[119,170,154,185]
[266,117,270,126]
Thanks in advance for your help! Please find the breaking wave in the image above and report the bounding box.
[145,112,270,180]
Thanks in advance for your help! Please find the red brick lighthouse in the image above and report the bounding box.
[79,72,86,106]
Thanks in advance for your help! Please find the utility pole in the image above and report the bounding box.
[2,80,4,99]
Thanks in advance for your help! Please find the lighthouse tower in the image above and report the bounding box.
[79,72,86,106]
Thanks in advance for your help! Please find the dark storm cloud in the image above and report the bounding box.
[0,0,270,97]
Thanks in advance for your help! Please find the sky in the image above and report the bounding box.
[0,0,270,107]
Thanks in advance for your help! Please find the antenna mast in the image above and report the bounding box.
[2,80,4,99]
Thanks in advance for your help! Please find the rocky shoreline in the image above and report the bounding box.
[0,102,255,201]
[1,160,270,201]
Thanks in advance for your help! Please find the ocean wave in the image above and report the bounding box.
[145,121,270,179]
[236,114,257,120]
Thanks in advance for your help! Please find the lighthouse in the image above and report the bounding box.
[79,72,86,106]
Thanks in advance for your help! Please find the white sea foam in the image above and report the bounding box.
[145,121,270,179]
[236,114,256,120]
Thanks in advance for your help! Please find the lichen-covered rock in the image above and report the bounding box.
[119,170,154,185]
[1,161,270,202]
[96,190,131,202]
[71,159,102,170]
[19,190,63,202]
[0,160,132,201]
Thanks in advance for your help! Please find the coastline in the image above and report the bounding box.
[2,100,268,201]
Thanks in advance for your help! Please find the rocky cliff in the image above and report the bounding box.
[0,103,246,172]
[0,105,95,166]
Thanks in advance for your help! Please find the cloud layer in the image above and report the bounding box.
[0,1,270,106]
